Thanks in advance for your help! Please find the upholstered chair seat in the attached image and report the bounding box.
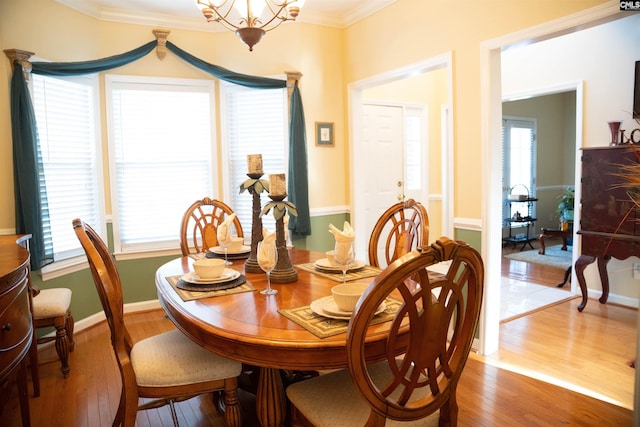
[32,287,74,378]
[287,361,438,427]
[131,329,241,388]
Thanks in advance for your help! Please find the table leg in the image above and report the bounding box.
[597,256,611,304]
[556,266,572,288]
[538,233,547,254]
[17,358,31,427]
[256,367,286,427]
[560,236,569,251]
[574,255,595,312]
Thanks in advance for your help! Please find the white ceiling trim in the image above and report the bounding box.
[55,0,397,30]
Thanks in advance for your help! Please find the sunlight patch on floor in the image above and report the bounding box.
[471,352,630,410]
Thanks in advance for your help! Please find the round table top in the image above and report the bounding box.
[155,249,397,370]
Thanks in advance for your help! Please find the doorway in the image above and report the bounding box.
[349,53,454,258]
[499,91,579,322]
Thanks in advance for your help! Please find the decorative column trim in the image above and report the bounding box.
[152,28,171,60]
[4,49,34,79]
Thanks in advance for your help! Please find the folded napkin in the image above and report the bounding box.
[217,213,236,246]
[329,221,354,243]
[258,227,277,270]
[329,221,355,263]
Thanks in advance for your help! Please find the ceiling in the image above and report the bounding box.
[55,0,397,31]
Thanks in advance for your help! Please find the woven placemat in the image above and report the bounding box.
[295,262,382,283]
[166,275,256,302]
[278,297,402,339]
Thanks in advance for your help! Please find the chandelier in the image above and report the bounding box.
[196,0,305,51]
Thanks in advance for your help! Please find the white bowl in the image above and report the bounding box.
[193,258,225,279]
[229,237,244,251]
[331,283,369,312]
[325,250,337,266]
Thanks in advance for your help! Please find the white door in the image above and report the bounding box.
[360,103,428,255]
[361,104,404,245]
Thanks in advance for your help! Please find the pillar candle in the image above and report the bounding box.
[247,154,263,174]
[269,173,286,197]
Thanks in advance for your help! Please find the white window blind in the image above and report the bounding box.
[502,117,537,221]
[107,76,216,253]
[221,82,288,237]
[31,74,103,261]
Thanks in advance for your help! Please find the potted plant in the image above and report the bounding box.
[556,187,575,222]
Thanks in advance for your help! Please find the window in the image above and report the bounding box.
[502,117,537,220]
[106,76,217,254]
[31,73,103,265]
[220,81,288,237]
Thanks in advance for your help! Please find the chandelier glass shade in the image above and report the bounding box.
[196,0,305,51]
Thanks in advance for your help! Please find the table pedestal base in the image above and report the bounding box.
[257,367,286,427]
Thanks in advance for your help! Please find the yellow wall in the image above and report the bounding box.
[1,0,609,232]
[0,0,345,231]
[343,0,608,219]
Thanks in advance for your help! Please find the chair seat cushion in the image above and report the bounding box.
[32,288,72,319]
[131,329,242,387]
[286,362,439,427]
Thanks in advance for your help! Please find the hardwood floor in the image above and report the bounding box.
[1,247,635,426]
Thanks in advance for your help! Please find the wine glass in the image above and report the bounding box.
[334,241,355,284]
[258,241,278,295]
[219,236,232,266]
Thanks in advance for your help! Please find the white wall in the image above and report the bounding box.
[502,13,640,306]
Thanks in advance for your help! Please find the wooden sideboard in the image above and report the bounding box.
[576,146,640,311]
[0,235,33,426]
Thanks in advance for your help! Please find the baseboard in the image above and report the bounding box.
[585,290,638,309]
[37,299,162,345]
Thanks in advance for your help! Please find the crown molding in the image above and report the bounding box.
[55,0,397,30]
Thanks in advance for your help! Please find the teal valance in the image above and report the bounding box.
[8,38,310,270]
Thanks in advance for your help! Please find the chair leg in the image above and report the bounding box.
[222,378,242,427]
[66,313,75,351]
[53,323,71,378]
[168,400,180,426]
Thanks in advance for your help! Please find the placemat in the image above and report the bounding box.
[295,262,382,283]
[278,297,402,339]
[166,275,256,302]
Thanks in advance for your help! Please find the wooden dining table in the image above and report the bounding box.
[155,249,401,427]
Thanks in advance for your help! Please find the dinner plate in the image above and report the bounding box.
[309,296,386,320]
[210,245,251,255]
[181,269,240,285]
[314,258,366,272]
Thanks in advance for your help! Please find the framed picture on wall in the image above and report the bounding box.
[315,122,334,147]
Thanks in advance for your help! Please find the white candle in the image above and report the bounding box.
[269,173,286,197]
[247,154,263,174]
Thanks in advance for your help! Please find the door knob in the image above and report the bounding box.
[397,181,403,187]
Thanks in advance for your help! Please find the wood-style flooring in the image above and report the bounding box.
[0,246,635,426]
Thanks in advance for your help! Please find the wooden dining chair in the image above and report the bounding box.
[179,197,244,256]
[287,237,484,427]
[368,198,430,268]
[73,218,242,427]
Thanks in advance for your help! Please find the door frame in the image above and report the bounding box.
[479,2,623,356]
[348,52,454,258]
